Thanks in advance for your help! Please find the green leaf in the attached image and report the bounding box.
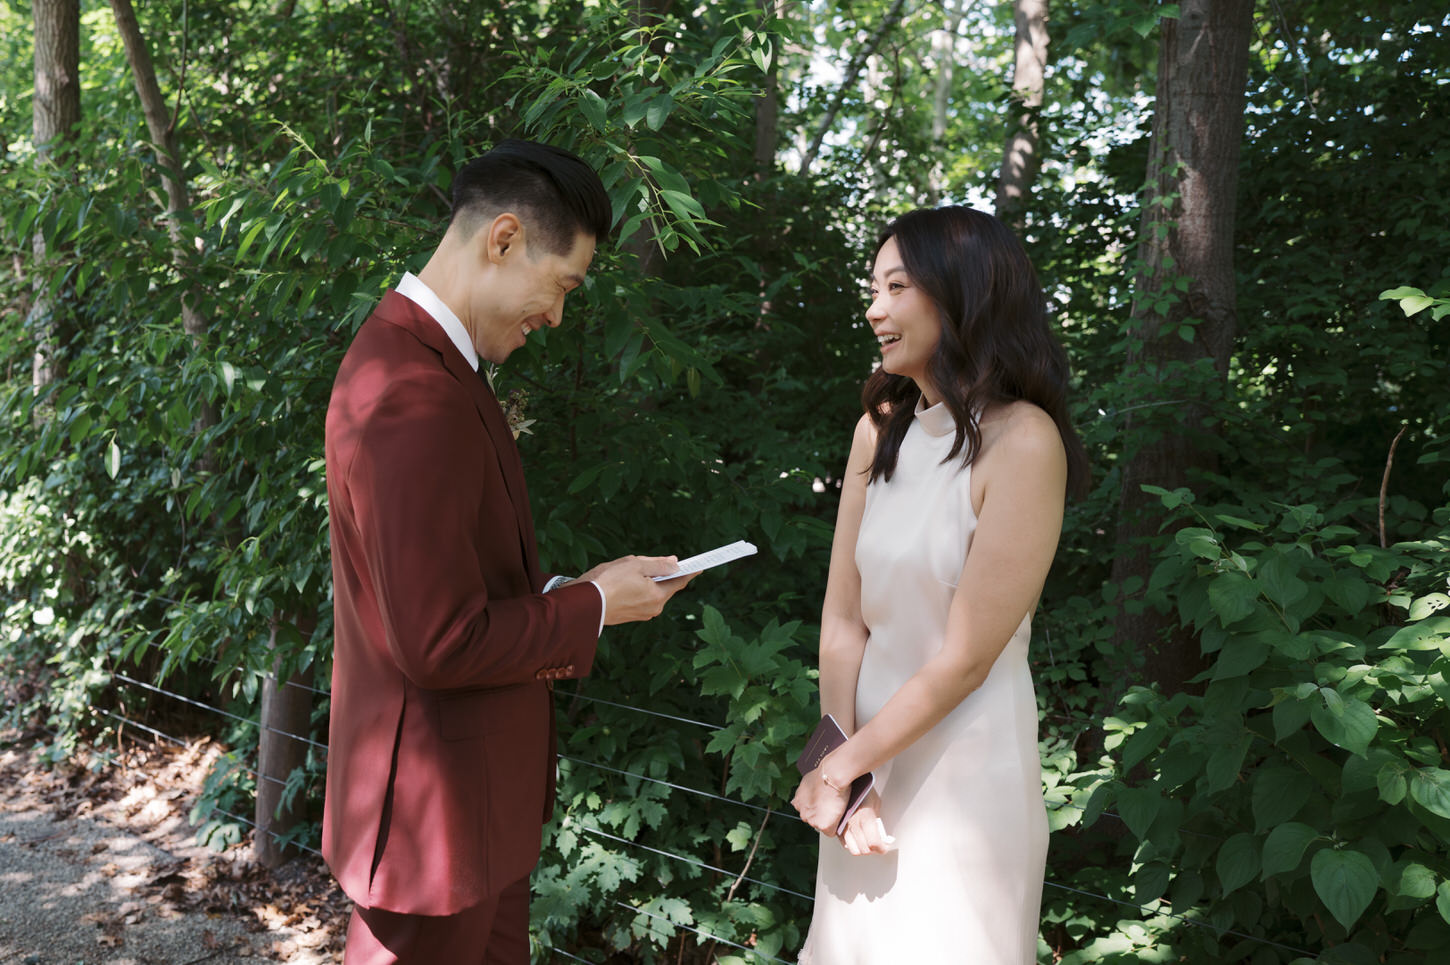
[236,219,266,262]
[1311,848,1378,931]
[659,188,706,221]
[68,411,93,444]
[1207,572,1257,625]
[1134,862,1172,905]
[1174,525,1217,556]
[1380,285,1438,315]
[105,438,121,480]
[1324,571,1373,617]
[1259,552,1309,610]
[1119,720,1167,773]
[579,89,608,132]
[1410,768,1450,820]
[1377,762,1408,806]
[1272,694,1312,741]
[1310,691,1378,757]
[1397,863,1436,899]
[1439,880,1450,925]
[1409,593,1450,621]
[1381,616,1450,651]
[1204,733,1251,793]
[1212,636,1269,680]
[1116,785,1160,841]
[1217,832,1259,896]
[750,42,772,74]
[645,92,674,131]
[1261,821,1319,878]
[1251,767,1312,831]
[1213,514,1264,531]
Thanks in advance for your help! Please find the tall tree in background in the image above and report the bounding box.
[924,0,966,204]
[797,0,908,178]
[29,0,80,394]
[995,0,1048,226]
[108,0,215,443]
[754,0,789,175]
[1108,0,1254,694]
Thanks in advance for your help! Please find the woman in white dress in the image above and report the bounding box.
[791,207,1088,964]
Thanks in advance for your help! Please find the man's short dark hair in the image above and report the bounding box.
[449,139,612,255]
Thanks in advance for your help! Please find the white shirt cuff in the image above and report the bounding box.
[588,580,605,636]
[543,576,606,636]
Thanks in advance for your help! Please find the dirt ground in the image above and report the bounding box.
[0,726,349,964]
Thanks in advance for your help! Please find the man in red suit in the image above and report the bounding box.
[323,139,692,963]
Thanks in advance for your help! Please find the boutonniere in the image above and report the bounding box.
[483,366,536,440]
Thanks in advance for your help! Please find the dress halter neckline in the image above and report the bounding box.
[913,394,957,438]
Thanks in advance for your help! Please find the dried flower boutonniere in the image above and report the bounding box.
[483,366,536,440]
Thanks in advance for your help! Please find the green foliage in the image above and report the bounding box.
[4,0,1450,962]
[1085,487,1450,961]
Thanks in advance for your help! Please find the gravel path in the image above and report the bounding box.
[0,733,345,964]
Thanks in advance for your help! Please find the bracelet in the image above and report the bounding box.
[820,770,844,792]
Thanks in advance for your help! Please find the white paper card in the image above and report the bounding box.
[652,540,758,581]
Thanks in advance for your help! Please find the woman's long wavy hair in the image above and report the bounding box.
[862,206,1089,497]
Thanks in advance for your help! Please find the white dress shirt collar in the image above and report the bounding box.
[396,272,479,372]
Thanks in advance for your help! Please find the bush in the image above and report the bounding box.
[1083,486,1450,963]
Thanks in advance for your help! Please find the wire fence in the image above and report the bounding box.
[49,656,1322,963]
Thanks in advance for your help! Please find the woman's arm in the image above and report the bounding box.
[792,415,875,833]
[818,414,877,733]
[818,403,1069,806]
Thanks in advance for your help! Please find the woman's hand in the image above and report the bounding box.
[838,789,893,856]
[792,767,849,835]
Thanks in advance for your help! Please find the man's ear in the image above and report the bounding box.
[485,212,524,264]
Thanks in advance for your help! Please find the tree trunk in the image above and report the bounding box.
[753,0,789,176]
[109,0,217,449]
[30,0,81,394]
[1108,0,1254,695]
[925,0,965,204]
[994,0,1048,228]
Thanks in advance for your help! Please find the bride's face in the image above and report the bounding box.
[866,237,942,400]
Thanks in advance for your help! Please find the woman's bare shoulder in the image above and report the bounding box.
[979,401,1065,468]
[852,411,879,445]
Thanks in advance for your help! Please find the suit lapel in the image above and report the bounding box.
[374,291,543,586]
[466,368,543,584]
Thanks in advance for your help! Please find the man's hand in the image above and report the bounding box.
[581,555,697,625]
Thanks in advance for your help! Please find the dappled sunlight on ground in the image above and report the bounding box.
[0,729,346,963]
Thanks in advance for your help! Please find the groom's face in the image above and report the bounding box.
[470,222,595,365]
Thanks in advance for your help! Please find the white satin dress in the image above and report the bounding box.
[799,398,1048,964]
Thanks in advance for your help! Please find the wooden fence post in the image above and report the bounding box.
[254,619,314,867]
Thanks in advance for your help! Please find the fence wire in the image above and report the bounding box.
[616,900,791,964]
[67,661,1326,962]
[94,704,294,794]
[581,824,814,902]
[111,670,328,752]
[1041,879,1315,958]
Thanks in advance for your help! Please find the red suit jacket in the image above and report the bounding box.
[322,290,602,915]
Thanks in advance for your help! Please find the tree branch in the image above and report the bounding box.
[797,0,910,178]
[1379,423,1407,549]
